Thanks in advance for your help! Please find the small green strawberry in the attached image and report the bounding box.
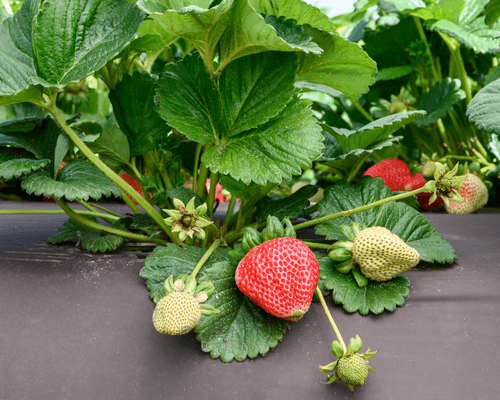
[444,173,488,214]
[152,275,219,335]
[352,226,420,282]
[319,335,378,391]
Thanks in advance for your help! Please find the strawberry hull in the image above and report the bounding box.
[235,237,319,321]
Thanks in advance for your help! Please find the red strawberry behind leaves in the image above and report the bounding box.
[235,237,319,321]
[404,172,444,210]
[121,172,151,205]
[363,159,442,210]
[363,158,413,191]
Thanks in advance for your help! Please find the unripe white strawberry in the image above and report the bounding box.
[352,227,420,282]
[153,291,201,335]
[444,173,488,214]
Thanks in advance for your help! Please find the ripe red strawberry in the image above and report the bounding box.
[205,180,229,202]
[404,172,443,210]
[363,158,413,191]
[235,237,319,321]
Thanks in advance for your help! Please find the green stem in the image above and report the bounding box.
[228,182,277,228]
[346,153,369,183]
[315,287,347,353]
[206,172,219,219]
[294,187,427,231]
[222,195,237,228]
[122,192,141,214]
[413,16,440,83]
[54,199,167,243]
[75,200,117,223]
[303,241,332,250]
[350,98,373,122]
[192,143,202,195]
[191,239,221,278]
[196,162,209,201]
[35,95,179,245]
[439,33,472,103]
[87,202,124,218]
[0,209,119,220]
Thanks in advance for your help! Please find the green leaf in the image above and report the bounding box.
[485,0,500,27]
[0,148,49,180]
[488,134,500,160]
[379,0,426,12]
[201,95,324,185]
[110,71,171,157]
[165,187,204,208]
[0,0,42,102]
[256,185,319,222]
[466,77,500,135]
[321,111,425,174]
[415,78,466,126]
[156,52,223,144]
[141,244,289,362]
[248,0,337,32]
[47,217,127,253]
[218,175,261,202]
[314,176,458,264]
[33,0,144,85]
[137,0,233,72]
[375,65,414,81]
[296,29,377,100]
[317,253,411,315]
[0,116,64,172]
[21,160,122,201]
[218,51,299,138]
[87,125,130,168]
[263,16,322,54]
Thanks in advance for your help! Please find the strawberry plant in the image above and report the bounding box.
[0,0,484,391]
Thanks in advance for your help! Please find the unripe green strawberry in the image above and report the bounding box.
[153,291,201,335]
[336,354,369,387]
[235,237,319,321]
[352,226,420,282]
[444,173,488,214]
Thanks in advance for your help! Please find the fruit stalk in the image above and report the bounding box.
[315,287,347,353]
[191,239,221,278]
[294,186,427,231]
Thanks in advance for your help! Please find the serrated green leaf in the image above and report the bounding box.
[156,52,223,144]
[0,154,49,181]
[0,0,43,102]
[321,111,425,174]
[256,184,319,222]
[201,95,324,185]
[33,0,144,85]
[137,0,233,72]
[375,65,414,81]
[379,0,426,12]
[264,16,322,54]
[47,217,127,252]
[141,244,289,362]
[110,71,171,157]
[415,78,466,126]
[248,0,337,33]
[87,125,130,168]
[314,177,457,264]
[466,77,500,135]
[21,160,122,201]
[219,51,298,138]
[296,29,377,100]
[0,116,64,172]
[129,213,158,231]
[317,253,411,315]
